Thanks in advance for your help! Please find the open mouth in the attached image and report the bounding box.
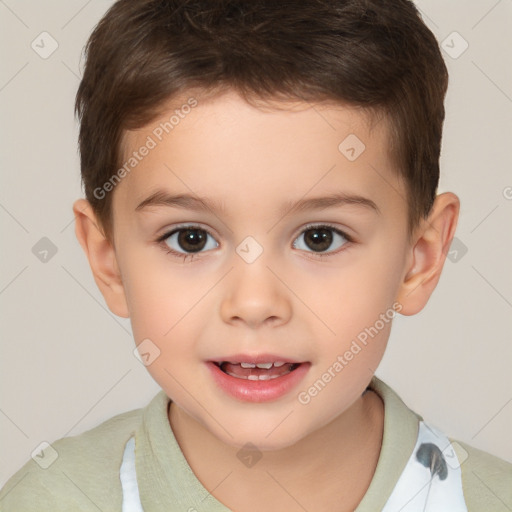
[214,361,301,381]
[208,359,310,402]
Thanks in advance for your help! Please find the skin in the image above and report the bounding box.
[73,89,459,511]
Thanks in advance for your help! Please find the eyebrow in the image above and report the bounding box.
[135,190,380,217]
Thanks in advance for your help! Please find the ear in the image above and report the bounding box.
[396,192,460,315]
[73,199,130,318]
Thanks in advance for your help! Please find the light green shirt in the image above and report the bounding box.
[1,377,510,511]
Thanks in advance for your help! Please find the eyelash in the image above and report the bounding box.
[156,223,353,262]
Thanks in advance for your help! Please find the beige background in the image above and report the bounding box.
[1,0,511,488]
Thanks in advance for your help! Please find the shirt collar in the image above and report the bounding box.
[135,376,421,511]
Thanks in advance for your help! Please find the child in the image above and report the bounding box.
[1,0,510,510]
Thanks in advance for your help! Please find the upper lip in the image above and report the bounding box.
[209,353,303,364]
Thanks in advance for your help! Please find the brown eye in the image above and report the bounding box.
[177,229,207,252]
[303,227,333,251]
[293,225,349,254]
[163,226,218,254]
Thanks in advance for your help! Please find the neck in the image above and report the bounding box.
[168,389,384,512]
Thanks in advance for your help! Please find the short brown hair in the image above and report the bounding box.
[75,0,448,241]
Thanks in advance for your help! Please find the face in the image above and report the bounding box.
[110,90,411,450]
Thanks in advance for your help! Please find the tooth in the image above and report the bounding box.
[247,375,259,380]
[256,362,273,369]
[240,362,256,369]
[258,374,271,380]
[273,361,286,367]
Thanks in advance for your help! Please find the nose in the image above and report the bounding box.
[219,252,292,329]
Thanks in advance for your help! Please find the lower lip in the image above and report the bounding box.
[206,361,310,403]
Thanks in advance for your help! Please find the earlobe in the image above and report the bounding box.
[396,192,460,316]
[73,199,130,318]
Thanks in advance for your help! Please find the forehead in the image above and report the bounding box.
[114,90,406,223]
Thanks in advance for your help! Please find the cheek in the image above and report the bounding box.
[119,247,188,343]
[323,246,405,332]
[297,249,402,420]
[120,248,217,374]
[120,254,206,397]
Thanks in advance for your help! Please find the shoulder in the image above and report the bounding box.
[370,377,512,510]
[0,402,147,511]
[453,439,512,511]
